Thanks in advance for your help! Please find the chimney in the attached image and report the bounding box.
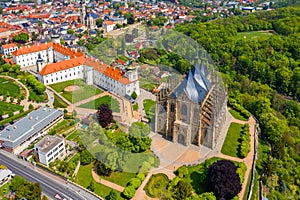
[13,126,17,129]
[35,116,39,121]
[29,116,32,120]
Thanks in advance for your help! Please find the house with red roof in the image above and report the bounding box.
[103,20,115,33]
[1,43,18,56]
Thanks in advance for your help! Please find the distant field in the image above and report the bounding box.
[236,31,274,40]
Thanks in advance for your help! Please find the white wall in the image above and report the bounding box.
[42,66,83,85]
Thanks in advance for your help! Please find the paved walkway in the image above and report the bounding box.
[135,89,156,121]
[91,167,124,192]
[132,110,256,200]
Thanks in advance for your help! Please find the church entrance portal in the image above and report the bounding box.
[178,134,185,146]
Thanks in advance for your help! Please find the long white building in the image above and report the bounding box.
[11,42,140,97]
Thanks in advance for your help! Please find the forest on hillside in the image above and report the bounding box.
[175,6,300,199]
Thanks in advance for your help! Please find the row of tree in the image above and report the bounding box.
[10,175,43,200]
[174,6,300,198]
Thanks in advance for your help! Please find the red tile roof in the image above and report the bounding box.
[40,56,133,85]
[40,56,86,75]
[104,20,115,25]
[12,42,53,56]
[1,43,17,49]
[53,43,84,58]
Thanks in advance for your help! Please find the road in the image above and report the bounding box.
[0,152,100,200]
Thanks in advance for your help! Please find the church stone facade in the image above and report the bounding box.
[155,49,227,149]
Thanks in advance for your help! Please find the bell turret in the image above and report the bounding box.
[36,53,44,72]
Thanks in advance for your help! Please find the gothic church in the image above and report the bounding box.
[155,48,227,149]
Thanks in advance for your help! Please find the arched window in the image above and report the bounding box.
[181,104,187,116]
[170,103,175,112]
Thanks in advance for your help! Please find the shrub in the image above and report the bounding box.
[136,173,146,181]
[131,91,137,99]
[29,104,34,109]
[123,185,136,199]
[128,178,141,189]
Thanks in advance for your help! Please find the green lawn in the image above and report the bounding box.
[100,171,136,187]
[66,130,79,141]
[229,109,248,121]
[48,119,74,135]
[50,79,102,103]
[144,173,170,198]
[236,31,274,41]
[143,99,156,121]
[79,95,120,113]
[132,103,139,111]
[0,77,21,98]
[75,163,124,199]
[180,157,221,194]
[221,122,244,158]
[53,94,68,108]
[50,79,78,93]
[178,157,246,195]
[0,101,23,115]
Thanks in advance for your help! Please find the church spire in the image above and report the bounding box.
[200,50,207,77]
[194,44,199,69]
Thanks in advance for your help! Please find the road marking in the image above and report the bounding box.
[0,155,76,200]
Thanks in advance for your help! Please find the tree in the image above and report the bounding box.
[116,23,122,29]
[96,19,104,27]
[128,122,151,138]
[10,175,26,191]
[128,178,141,189]
[172,180,192,200]
[105,190,118,200]
[96,104,113,128]
[125,34,134,43]
[187,192,216,200]
[13,33,29,44]
[97,161,112,176]
[0,165,7,169]
[38,21,43,27]
[80,150,94,165]
[67,29,75,35]
[87,181,95,192]
[123,185,136,199]
[177,166,188,178]
[208,160,242,199]
[2,63,11,72]
[124,12,135,24]
[77,39,85,46]
[60,38,65,45]
[131,91,137,99]
[29,104,34,109]
[42,195,49,200]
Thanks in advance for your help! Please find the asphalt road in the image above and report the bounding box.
[0,153,86,200]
